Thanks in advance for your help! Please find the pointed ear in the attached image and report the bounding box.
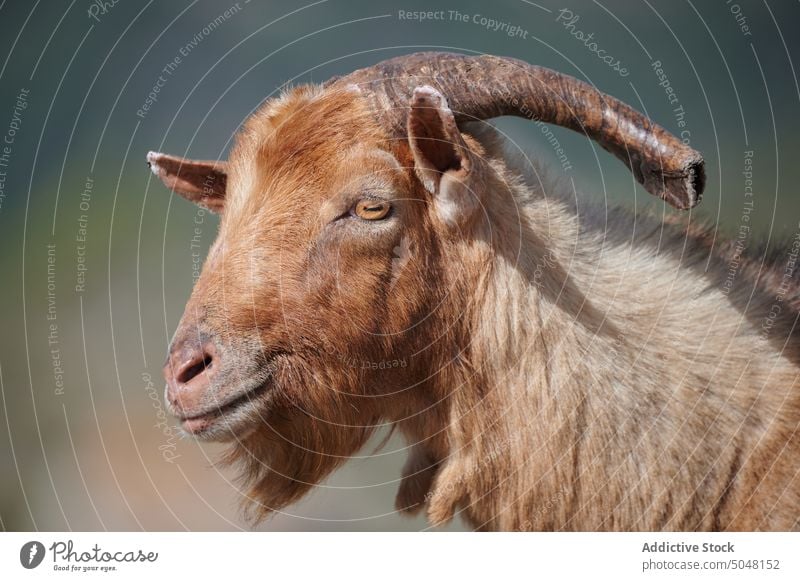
[407,86,479,226]
[147,151,227,213]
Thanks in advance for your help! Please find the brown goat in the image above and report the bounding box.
[149,53,800,531]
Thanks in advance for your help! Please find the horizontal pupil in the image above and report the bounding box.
[355,200,389,219]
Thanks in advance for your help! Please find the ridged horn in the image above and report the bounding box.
[327,52,705,210]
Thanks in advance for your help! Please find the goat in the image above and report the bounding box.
[148,52,800,531]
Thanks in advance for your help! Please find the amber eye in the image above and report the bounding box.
[353,199,391,221]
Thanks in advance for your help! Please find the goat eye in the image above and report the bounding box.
[353,199,391,221]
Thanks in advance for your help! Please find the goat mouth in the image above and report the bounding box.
[177,353,286,438]
[178,364,280,439]
[179,379,273,437]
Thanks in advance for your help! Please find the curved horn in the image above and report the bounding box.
[328,52,705,210]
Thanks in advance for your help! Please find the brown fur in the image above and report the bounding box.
[160,83,800,530]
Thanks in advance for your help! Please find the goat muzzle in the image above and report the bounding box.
[164,334,219,421]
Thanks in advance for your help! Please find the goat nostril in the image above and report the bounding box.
[176,354,213,385]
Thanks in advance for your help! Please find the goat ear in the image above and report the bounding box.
[407,86,478,226]
[147,151,227,213]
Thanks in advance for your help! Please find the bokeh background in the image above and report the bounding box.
[0,0,798,531]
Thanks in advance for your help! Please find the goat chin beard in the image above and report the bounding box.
[220,395,378,522]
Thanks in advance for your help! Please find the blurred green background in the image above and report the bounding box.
[0,0,798,531]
